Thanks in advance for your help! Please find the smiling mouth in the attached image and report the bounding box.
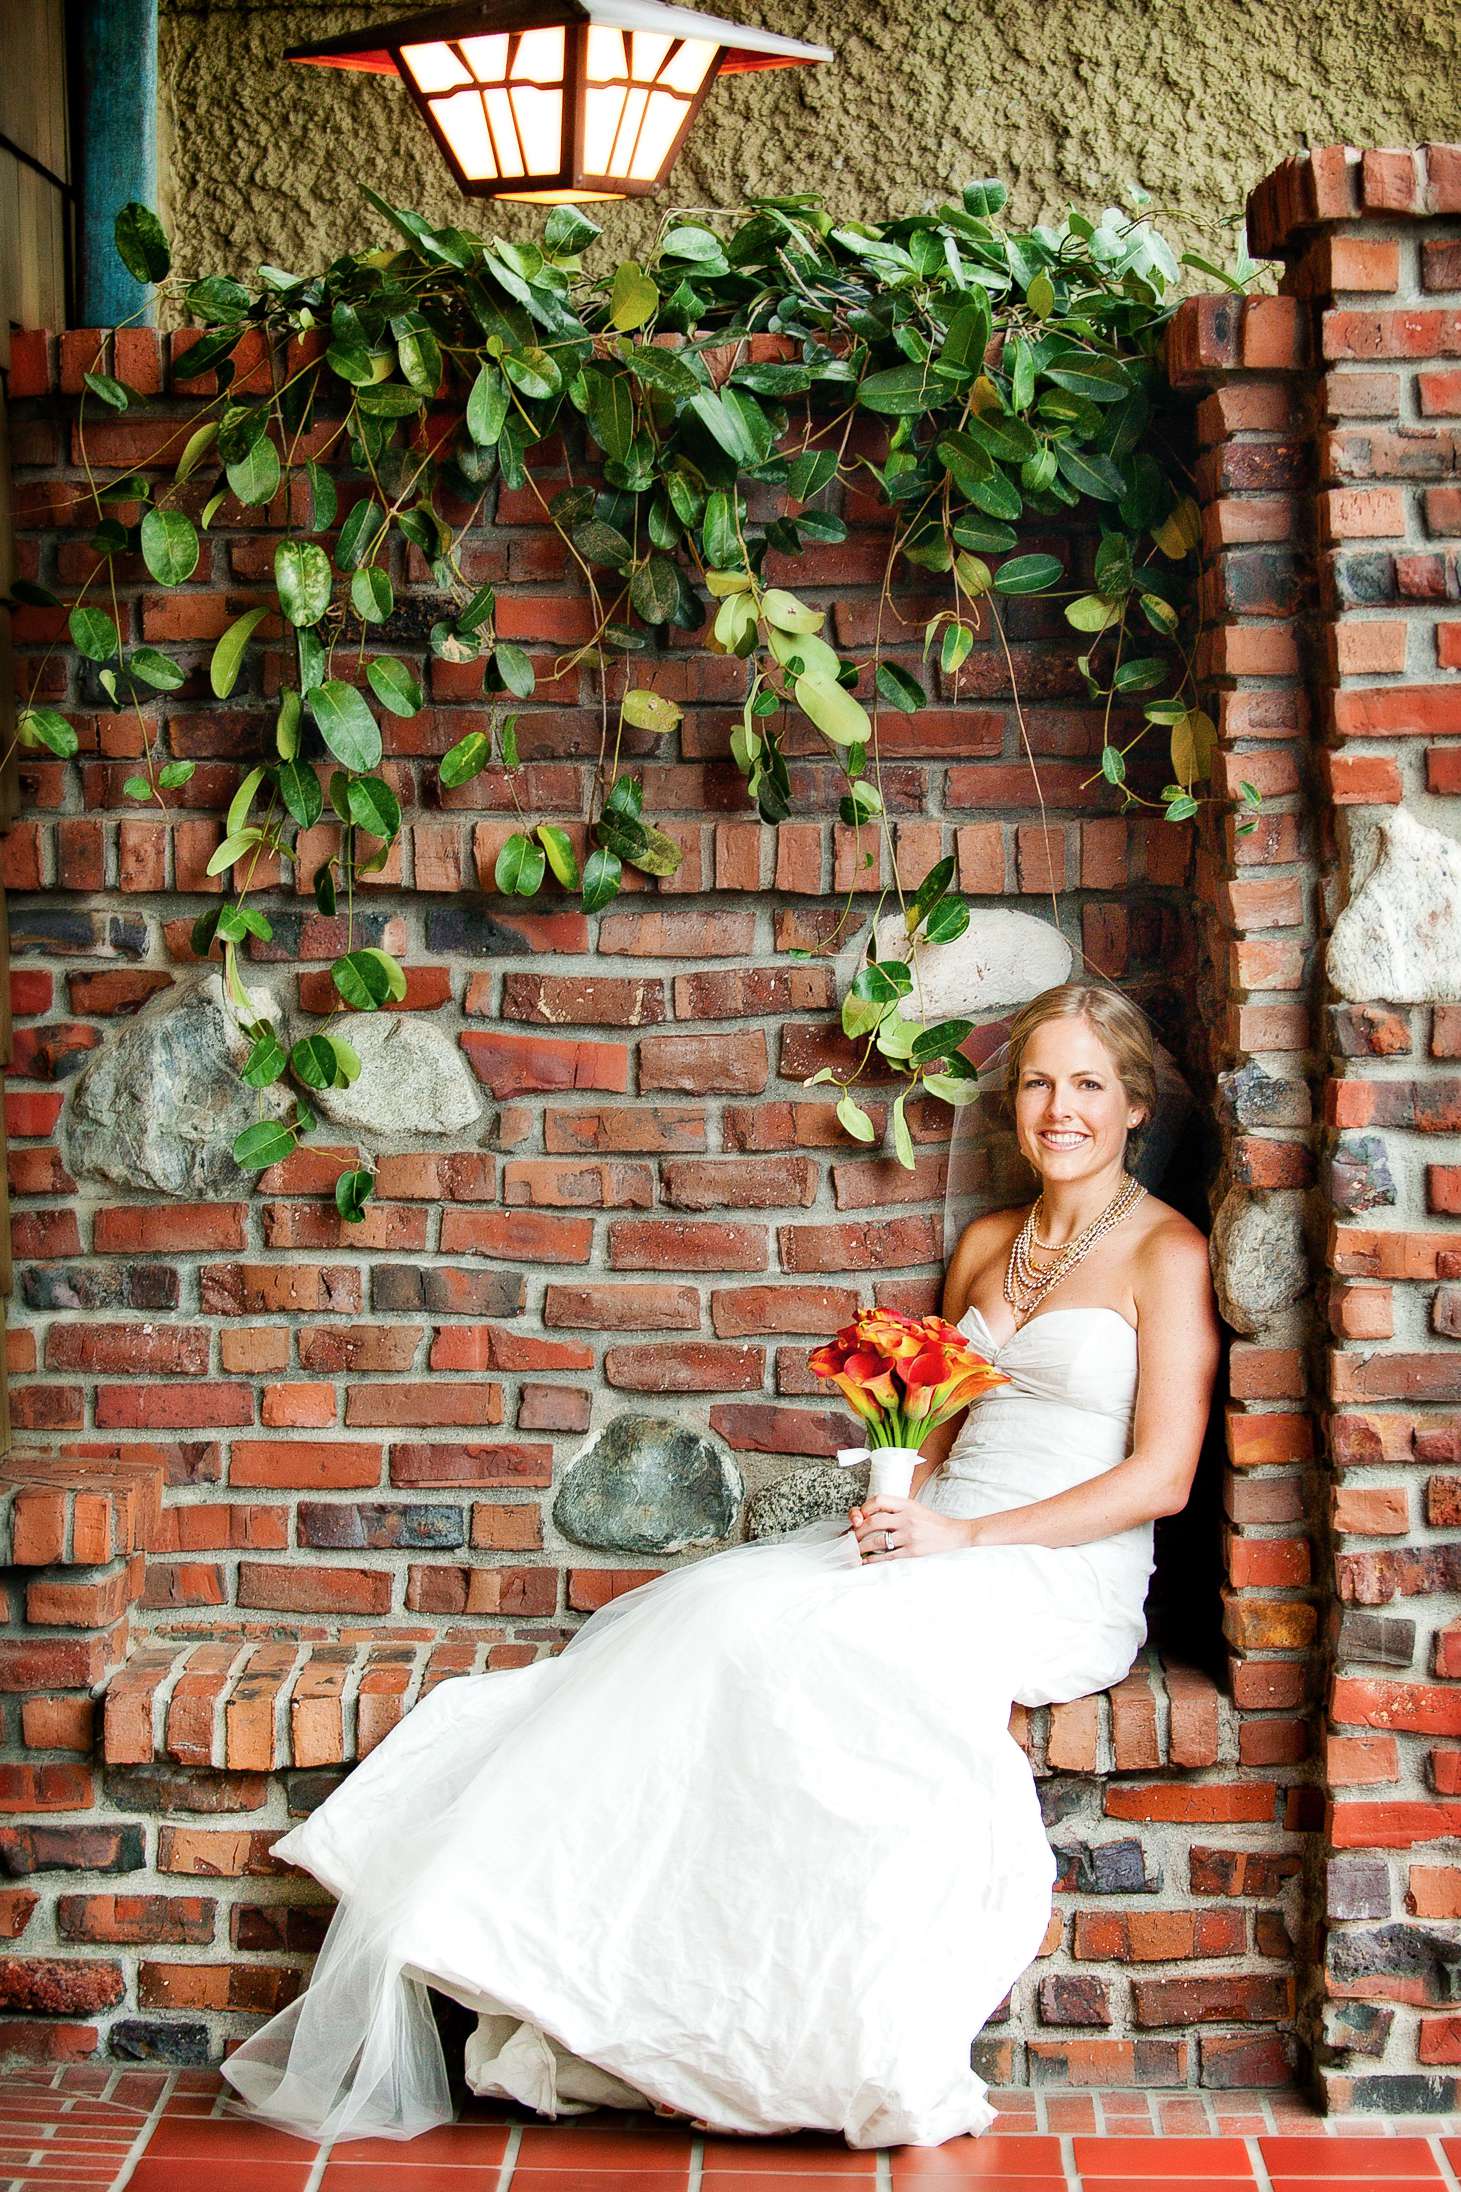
[1038,1132,1090,1149]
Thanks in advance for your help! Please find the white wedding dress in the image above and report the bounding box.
[223,1302,1152,2150]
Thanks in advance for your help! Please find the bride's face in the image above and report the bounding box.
[1013,1016,1145,1185]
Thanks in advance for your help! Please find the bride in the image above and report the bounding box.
[223,978,1220,2150]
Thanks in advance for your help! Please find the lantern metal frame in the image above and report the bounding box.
[286,0,832,204]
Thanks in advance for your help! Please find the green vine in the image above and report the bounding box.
[12,183,1258,1220]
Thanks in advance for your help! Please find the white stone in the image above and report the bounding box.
[1327,806,1461,1005]
[868,906,1073,1017]
[1209,1187,1309,1336]
[314,1014,482,1139]
[67,971,289,1197]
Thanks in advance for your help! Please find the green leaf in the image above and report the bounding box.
[536,822,580,888]
[232,1118,297,1172]
[502,345,561,401]
[939,621,974,676]
[205,827,263,877]
[545,205,601,254]
[794,670,871,748]
[187,274,250,324]
[923,896,971,945]
[858,362,937,416]
[304,460,338,532]
[331,949,393,1010]
[621,689,683,736]
[624,822,683,880]
[890,1089,915,1171]
[158,759,196,790]
[1100,743,1127,786]
[275,539,333,627]
[335,1167,375,1224]
[466,362,510,448]
[875,661,926,713]
[279,758,323,828]
[127,646,186,691]
[581,845,621,912]
[836,1092,877,1144]
[910,1018,974,1065]
[610,261,659,331]
[276,690,302,761]
[1044,356,1133,403]
[492,642,535,698]
[307,680,382,772]
[123,775,151,802]
[314,860,337,917]
[1055,444,1124,502]
[761,588,823,635]
[345,775,400,839]
[939,295,993,378]
[226,434,281,508]
[629,554,681,625]
[365,657,422,718]
[335,498,383,571]
[290,1034,344,1090]
[923,1071,981,1108]
[993,553,1063,595]
[241,1030,288,1087]
[962,178,1008,216]
[226,764,265,838]
[689,387,770,468]
[396,320,442,396]
[139,506,199,586]
[350,565,394,624]
[360,947,407,1002]
[1065,594,1121,635]
[1026,269,1055,318]
[69,605,119,662]
[495,830,546,896]
[909,856,956,929]
[115,202,171,283]
[440,730,492,788]
[82,370,130,411]
[1112,656,1166,694]
[787,449,837,502]
[458,582,497,634]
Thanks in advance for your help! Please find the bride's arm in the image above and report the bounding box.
[960,1218,1220,1550]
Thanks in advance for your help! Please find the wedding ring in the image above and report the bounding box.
[884,1529,895,1553]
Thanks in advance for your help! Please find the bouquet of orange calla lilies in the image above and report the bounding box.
[807,1307,1009,1449]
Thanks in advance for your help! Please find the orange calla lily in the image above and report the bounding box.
[807,1303,1007,1449]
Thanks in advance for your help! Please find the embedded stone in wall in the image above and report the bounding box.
[1209,1188,1309,1335]
[868,906,1073,1016]
[553,1416,741,1553]
[1327,807,1461,1005]
[1330,1134,1397,1215]
[314,1016,482,1139]
[66,972,288,1197]
[1219,1061,1312,1130]
[746,1463,864,1539]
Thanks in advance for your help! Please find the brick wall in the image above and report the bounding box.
[0,143,1458,2089]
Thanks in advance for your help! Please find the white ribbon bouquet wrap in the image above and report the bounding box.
[836,1445,922,1499]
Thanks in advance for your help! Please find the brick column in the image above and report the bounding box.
[1245,143,1461,2110]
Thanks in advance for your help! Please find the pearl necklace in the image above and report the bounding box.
[1004,1173,1146,1323]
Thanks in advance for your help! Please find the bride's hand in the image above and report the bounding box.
[849,1495,977,1560]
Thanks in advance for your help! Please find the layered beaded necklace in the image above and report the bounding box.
[1004,1172,1146,1326]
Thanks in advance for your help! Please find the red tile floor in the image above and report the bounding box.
[5,2069,1461,2192]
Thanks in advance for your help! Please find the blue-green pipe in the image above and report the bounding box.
[74,0,159,326]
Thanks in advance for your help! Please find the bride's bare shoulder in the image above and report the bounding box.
[1131,1194,1213,1286]
[950,1205,1029,1261]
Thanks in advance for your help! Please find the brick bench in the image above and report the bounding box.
[99,1634,1230,1778]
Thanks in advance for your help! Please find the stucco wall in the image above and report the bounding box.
[158,0,1458,284]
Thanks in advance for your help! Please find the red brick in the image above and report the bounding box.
[236,1563,391,1616]
[229,1442,382,1490]
[460,1029,629,1096]
[94,1205,244,1254]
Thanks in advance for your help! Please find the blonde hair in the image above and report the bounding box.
[1002,982,1158,1161]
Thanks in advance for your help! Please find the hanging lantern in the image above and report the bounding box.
[286,1,832,205]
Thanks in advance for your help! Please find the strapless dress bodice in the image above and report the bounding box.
[928,1302,1143,1525]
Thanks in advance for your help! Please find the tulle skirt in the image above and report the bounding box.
[222,1506,1148,2148]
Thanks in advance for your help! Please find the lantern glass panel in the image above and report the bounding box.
[433,87,497,177]
[607,84,649,176]
[629,87,691,179]
[585,25,627,79]
[510,82,563,171]
[484,84,527,173]
[630,30,673,78]
[511,25,565,79]
[401,40,470,92]
[460,32,509,80]
[583,81,626,172]
[658,36,715,94]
